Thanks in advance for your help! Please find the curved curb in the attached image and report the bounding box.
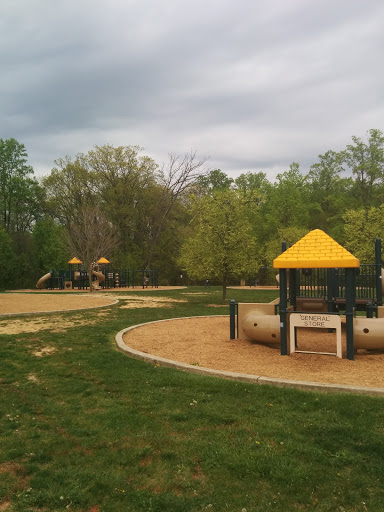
[0,295,119,318]
[116,316,384,397]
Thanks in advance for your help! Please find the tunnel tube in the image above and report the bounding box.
[241,309,280,344]
[353,317,384,350]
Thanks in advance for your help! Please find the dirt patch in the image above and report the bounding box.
[27,373,40,383]
[14,286,186,293]
[0,293,116,315]
[32,346,56,357]
[122,316,384,388]
[0,293,185,334]
[181,293,211,296]
[0,312,114,335]
[117,295,187,309]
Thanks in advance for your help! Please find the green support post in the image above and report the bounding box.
[289,268,298,347]
[327,269,336,313]
[279,268,288,355]
[375,238,382,306]
[229,299,236,340]
[345,267,356,361]
[289,269,297,309]
[278,242,288,355]
[295,269,300,297]
[327,268,336,333]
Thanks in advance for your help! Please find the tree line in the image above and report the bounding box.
[0,129,383,292]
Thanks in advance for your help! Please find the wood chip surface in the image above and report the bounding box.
[123,316,384,388]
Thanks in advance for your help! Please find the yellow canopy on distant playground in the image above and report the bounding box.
[273,229,360,269]
[97,257,110,264]
[68,257,83,264]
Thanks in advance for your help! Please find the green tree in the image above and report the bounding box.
[179,189,259,303]
[234,171,269,234]
[42,146,205,281]
[0,227,18,289]
[196,169,234,194]
[342,129,384,208]
[0,138,43,232]
[42,157,99,225]
[306,150,353,240]
[257,163,309,244]
[234,171,268,201]
[263,226,309,283]
[343,206,384,262]
[32,218,68,275]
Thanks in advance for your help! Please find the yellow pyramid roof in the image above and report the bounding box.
[273,229,360,269]
[68,257,82,264]
[97,257,110,264]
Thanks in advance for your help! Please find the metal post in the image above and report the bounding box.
[345,268,356,361]
[295,269,300,298]
[279,268,288,355]
[229,299,236,340]
[375,238,382,306]
[327,269,335,313]
[289,269,297,309]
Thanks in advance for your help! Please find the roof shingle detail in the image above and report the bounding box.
[273,229,360,269]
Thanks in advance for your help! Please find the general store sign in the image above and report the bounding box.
[289,313,342,358]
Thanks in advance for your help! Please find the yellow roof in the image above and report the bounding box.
[273,229,360,269]
[97,257,110,264]
[68,257,82,264]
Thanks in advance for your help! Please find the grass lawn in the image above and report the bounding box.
[1,286,384,511]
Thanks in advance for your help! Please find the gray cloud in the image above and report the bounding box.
[1,0,383,179]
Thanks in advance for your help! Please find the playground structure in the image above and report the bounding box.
[36,257,159,290]
[231,230,384,360]
[91,262,106,290]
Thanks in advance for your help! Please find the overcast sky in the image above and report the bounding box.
[1,0,383,180]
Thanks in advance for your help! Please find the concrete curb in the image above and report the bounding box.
[115,316,384,397]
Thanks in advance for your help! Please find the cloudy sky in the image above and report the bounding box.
[1,0,383,180]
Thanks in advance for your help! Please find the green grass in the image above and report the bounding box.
[1,286,384,511]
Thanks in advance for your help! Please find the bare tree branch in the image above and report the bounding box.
[145,151,209,267]
[66,206,119,291]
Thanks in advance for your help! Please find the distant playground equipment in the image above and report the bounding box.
[132,269,159,288]
[91,261,106,290]
[230,230,384,360]
[36,258,159,291]
[36,270,55,290]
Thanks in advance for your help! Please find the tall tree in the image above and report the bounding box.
[257,162,309,244]
[88,145,159,260]
[234,171,268,202]
[144,151,208,268]
[66,206,119,291]
[196,169,234,194]
[343,206,384,263]
[42,157,99,225]
[32,218,68,275]
[342,129,384,208]
[0,138,42,232]
[263,226,309,283]
[0,227,17,289]
[42,145,204,276]
[179,189,259,303]
[306,150,353,239]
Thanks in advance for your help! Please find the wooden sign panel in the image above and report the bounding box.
[289,313,342,358]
